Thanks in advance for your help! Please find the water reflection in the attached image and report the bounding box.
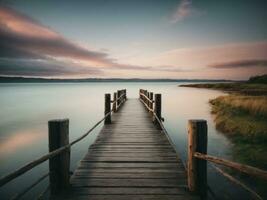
[0,129,43,158]
[0,82,244,199]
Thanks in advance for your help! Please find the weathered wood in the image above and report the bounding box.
[56,99,199,200]
[123,89,127,100]
[60,195,199,200]
[104,93,111,124]
[153,94,162,129]
[117,90,121,106]
[113,92,117,112]
[187,120,207,199]
[194,152,267,181]
[67,187,188,195]
[48,119,70,194]
[149,92,153,116]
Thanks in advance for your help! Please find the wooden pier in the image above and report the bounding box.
[1,89,267,200]
[58,98,199,200]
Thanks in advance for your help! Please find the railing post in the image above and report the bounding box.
[105,93,111,124]
[149,92,153,115]
[140,89,143,100]
[188,120,207,199]
[117,90,121,107]
[48,119,70,194]
[153,94,162,129]
[113,92,117,112]
[145,90,148,108]
[124,89,127,100]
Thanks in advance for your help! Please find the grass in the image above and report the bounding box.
[210,95,267,197]
[209,95,267,168]
[180,82,267,95]
[180,78,267,197]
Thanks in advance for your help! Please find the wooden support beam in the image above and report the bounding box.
[113,92,117,112]
[187,119,207,199]
[117,90,121,106]
[153,94,162,129]
[48,119,70,194]
[149,92,153,116]
[105,93,111,124]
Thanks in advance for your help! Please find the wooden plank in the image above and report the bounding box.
[77,162,183,168]
[60,195,199,200]
[71,178,186,187]
[67,187,188,195]
[73,169,186,174]
[72,173,185,179]
[55,99,198,200]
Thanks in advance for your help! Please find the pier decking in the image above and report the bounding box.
[59,99,199,200]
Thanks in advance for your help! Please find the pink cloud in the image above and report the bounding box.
[170,0,197,23]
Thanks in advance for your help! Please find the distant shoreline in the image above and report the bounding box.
[0,76,236,83]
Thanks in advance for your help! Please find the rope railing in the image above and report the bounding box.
[139,88,266,200]
[0,89,127,199]
[187,119,267,199]
[0,111,112,187]
[139,93,154,103]
[210,164,263,200]
[194,152,267,181]
[10,172,50,200]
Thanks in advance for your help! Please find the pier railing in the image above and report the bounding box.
[139,89,267,200]
[0,89,127,199]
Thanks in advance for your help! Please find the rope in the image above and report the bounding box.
[36,185,50,200]
[139,93,154,103]
[210,164,263,200]
[10,172,49,200]
[140,97,218,200]
[0,109,116,187]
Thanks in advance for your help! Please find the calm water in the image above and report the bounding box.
[0,82,249,199]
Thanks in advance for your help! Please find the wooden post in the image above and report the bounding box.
[188,120,207,199]
[153,94,162,129]
[117,90,121,107]
[105,93,111,124]
[144,90,148,107]
[113,92,117,112]
[149,92,153,115]
[48,119,70,194]
[124,89,127,100]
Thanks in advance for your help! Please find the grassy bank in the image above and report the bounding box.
[210,95,267,168]
[180,80,267,168]
[180,80,267,197]
[180,82,267,95]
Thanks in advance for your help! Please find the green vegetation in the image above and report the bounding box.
[181,76,267,197]
[249,74,267,84]
[180,82,267,95]
[210,95,267,168]
[180,74,267,168]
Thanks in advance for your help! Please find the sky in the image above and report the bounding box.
[0,0,267,80]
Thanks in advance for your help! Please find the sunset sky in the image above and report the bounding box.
[0,0,267,80]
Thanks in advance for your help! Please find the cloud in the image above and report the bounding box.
[153,41,267,69]
[0,58,103,76]
[0,6,188,77]
[0,6,116,65]
[208,59,267,69]
[170,0,197,23]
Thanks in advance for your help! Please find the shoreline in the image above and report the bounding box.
[180,82,267,196]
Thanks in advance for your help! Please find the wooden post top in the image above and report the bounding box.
[188,119,207,123]
[48,119,69,123]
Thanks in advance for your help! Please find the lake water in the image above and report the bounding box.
[0,82,250,199]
